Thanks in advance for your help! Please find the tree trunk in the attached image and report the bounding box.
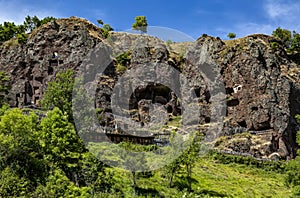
[132,171,137,194]
[187,165,192,192]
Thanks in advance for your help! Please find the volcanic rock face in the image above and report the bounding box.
[0,17,102,107]
[0,17,299,159]
[184,35,300,158]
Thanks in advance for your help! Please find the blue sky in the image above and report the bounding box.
[0,0,300,41]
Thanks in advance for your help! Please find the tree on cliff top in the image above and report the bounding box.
[132,16,148,34]
[227,32,236,39]
[272,27,300,53]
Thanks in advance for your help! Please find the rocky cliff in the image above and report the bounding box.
[0,17,299,159]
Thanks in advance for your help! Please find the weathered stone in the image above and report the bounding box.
[0,18,299,159]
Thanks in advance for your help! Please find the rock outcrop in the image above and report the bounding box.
[0,17,299,159]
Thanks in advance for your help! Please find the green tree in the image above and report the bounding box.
[119,142,148,194]
[0,22,18,43]
[272,27,292,49]
[285,115,300,196]
[34,168,91,197]
[24,15,39,32]
[42,69,75,120]
[115,51,131,72]
[227,32,236,39]
[295,115,300,156]
[291,31,300,52]
[132,16,148,34]
[40,16,56,26]
[0,71,10,106]
[0,108,45,185]
[97,19,104,26]
[163,150,182,187]
[102,24,114,38]
[181,136,201,192]
[39,108,84,181]
[0,167,31,197]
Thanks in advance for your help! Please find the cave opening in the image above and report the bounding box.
[129,83,173,110]
[237,120,247,128]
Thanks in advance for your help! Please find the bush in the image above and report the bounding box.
[132,16,148,34]
[227,32,236,39]
[115,51,131,73]
[286,157,300,187]
[270,42,279,50]
[102,24,113,39]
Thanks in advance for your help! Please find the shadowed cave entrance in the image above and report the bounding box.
[129,83,181,125]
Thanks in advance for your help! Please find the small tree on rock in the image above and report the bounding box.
[97,19,104,26]
[132,16,148,34]
[227,32,236,39]
[102,24,114,38]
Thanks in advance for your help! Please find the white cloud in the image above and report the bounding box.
[265,0,300,19]
[0,0,64,24]
[213,0,300,39]
[263,0,300,32]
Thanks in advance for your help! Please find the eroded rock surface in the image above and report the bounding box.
[1,17,299,159]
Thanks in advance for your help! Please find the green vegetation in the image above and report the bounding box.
[227,32,236,39]
[109,152,291,197]
[0,95,296,197]
[132,16,148,34]
[272,27,300,54]
[285,115,300,197]
[0,15,56,44]
[115,51,131,72]
[1,16,300,198]
[97,19,114,38]
[41,69,75,120]
[0,107,112,197]
[102,24,114,39]
[0,71,10,106]
[96,19,104,26]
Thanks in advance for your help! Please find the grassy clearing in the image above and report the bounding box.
[106,155,291,197]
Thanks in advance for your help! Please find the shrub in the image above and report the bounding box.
[132,16,148,34]
[115,51,131,73]
[270,42,279,50]
[227,32,236,39]
[102,24,114,39]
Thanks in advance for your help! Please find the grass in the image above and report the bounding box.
[105,155,292,197]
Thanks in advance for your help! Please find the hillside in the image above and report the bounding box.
[0,16,300,197]
[0,17,299,159]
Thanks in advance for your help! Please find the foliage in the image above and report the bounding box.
[286,157,300,187]
[34,168,91,197]
[102,24,114,39]
[0,108,43,180]
[227,32,236,39]
[24,15,56,32]
[285,115,300,196]
[297,114,300,153]
[97,19,104,25]
[39,108,84,177]
[110,154,291,197]
[272,27,300,53]
[0,15,56,44]
[116,51,131,72]
[132,16,148,34]
[0,167,31,197]
[0,107,114,196]
[270,41,279,50]
[41,69,75,120]
[0,110,293,197]
[0,71,10,106]
[209,150,286,173]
